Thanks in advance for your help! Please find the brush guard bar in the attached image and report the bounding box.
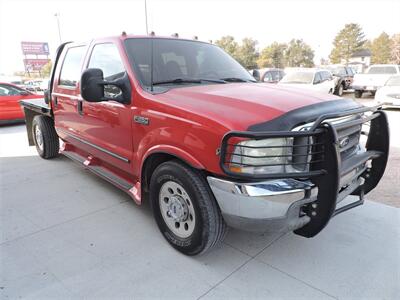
[219,106,389,237]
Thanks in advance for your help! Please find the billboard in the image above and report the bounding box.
[21,42,50,55]
[23,59,50,72]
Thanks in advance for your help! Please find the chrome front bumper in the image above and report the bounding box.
[207,177,318,232]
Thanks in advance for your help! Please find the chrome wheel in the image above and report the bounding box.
[34,125,44,151]
[159,181,196,238]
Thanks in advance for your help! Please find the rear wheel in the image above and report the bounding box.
[150,160,227,255]
[355,90,363,98]
[32,116,59,159]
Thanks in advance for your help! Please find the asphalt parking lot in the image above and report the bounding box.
[0,94,399,299]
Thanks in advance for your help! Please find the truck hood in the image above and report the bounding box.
[154,83,359,131]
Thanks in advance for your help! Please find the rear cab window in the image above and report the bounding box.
[367,66,397,74]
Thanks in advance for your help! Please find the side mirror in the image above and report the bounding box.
[81,68,105,102]
[252,70,260,81]
[81,68,131,104]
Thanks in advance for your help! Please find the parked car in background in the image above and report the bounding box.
[279,68,335,94]
[375,75,400,108]
[0,76,25,89]
[24,79,49,92]
[352,64,400,98]
[0,82,42,124]
[260,68,285,83]
[324,65,354,96]
[24,80,42,92]
[39,79,49,91]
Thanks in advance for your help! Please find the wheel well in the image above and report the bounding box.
[141,153,204,195]
[26,111,52,146]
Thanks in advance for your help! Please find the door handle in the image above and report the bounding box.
[77,100,83,116]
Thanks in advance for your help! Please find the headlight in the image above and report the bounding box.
[230,138,291,174]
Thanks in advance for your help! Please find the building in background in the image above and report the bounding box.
[345,49,371,73]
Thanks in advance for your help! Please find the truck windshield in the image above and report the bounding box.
[124,38,255,90]
[367,66,397,74]
[280,72,313,84]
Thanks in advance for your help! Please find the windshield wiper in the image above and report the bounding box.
[220,77,256,83]
[153,78,226,85]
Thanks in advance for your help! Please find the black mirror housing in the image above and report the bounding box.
[81,68,105,102]
[81,68,131,104]
[252,69,260,81]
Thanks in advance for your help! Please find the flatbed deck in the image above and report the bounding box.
[20,98,51,116]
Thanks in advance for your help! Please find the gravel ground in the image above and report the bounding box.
[342,91,400,208]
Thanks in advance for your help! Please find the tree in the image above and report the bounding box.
[371,32,392,64]
[285,39,314,67]
[329,23,366,64]
[41,61,53,77]
[215,36,239,58]
[215,36,259,69]
[257,42,287,68]
[236,38,259,69]
[391,33,400,64]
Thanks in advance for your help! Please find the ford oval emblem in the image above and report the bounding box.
[339,137,350,148]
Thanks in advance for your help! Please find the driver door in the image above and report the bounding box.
[312,72,324,92]
[80,42,133,173]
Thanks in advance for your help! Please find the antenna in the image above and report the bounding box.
[150,36,154,92]
[144,0,149,35]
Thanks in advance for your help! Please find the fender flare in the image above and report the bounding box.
[138,145,206,194]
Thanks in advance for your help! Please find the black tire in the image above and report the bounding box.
[355,90,363,98]
[335,83,344,96]
[32,115,59,159]
[150,160,227,255]
[371,91,376,97]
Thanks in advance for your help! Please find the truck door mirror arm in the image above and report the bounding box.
[81,68,131,104]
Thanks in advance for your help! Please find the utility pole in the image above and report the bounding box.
[54,13,62,44]
[144,0,149,35]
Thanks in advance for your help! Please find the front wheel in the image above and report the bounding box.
[335,84,344,96]
[355,90,363,98]
[150,160,227,255]
[32,115,59,159]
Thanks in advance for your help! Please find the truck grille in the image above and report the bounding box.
[296,114,364,162]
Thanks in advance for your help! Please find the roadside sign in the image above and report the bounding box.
[21,42,50,55]
[23,59,50,72]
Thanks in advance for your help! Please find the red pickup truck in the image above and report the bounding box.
[20,34,389,255]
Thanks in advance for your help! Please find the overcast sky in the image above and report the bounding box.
[0,0,399,75]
